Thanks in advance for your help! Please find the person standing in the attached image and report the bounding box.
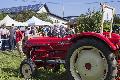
[15,27,24,57]
[24,27,31,43]
[43,26,50,36]
[30,26,35,36]
[9,24,16,51]
[1,25,9,51]
[68,26,75,34]
[0,27,3,49]
[0,27,3,39]
[60,25,67,37]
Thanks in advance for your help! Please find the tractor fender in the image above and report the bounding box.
[71,32,117,51]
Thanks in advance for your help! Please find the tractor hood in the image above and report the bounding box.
[26,37,56,46]
[25,35,75,46]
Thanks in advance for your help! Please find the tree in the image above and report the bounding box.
[113,14,120,25]
[13,10,36,22]
[0,12,7,20]
[35,12,53,23]
[13,11,53,23]
[77,10,102,32]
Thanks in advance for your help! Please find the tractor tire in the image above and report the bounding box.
[20,59,37,79]
[66,38,117,80]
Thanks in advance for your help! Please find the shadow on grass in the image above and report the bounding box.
[1,67,66,80]
[33,68,67,80]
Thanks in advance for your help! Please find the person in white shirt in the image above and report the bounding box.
[24,27,31,43]
[1,25,9,51]
[25,27,31,37]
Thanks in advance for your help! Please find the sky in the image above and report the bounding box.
[0,0,119,17]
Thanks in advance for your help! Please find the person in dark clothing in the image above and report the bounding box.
[60,25,67,37]
[30,27,35,35]
[9,24,16,50]
[1,36,7,51]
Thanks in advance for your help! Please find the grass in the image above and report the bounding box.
[0,50,66,80]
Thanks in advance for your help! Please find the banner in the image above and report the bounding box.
[103,5,113,21]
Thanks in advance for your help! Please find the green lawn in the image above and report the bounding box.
[0,51,66,80]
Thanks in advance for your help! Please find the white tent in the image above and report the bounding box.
[0,15,28,26]
[15,22,28,26]
[0,15,18,26]
[26,16,52,26]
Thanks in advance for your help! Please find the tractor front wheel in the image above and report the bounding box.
[20,59,37,79]
[66,38,117,80]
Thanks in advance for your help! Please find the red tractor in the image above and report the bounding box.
[20,32,120,80]
[20,5,120,80]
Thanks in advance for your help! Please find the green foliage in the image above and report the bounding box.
[10,11,53,23]
[0,51,22,80]
[103,22,111,32]
[13,10,36,22]
[35,12,53,23]
[0,13,7,20]
[77,10,120,33]
[77,10,102,32]
[102,14,120,32]
[113,14,120,24]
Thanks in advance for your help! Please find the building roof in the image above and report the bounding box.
[48,13,68,22]
[0,3,68,22]
[44,3,50,13]
[64,16,79,21]
[0,4,49,13]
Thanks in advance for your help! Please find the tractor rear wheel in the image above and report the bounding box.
[66,38,117,80]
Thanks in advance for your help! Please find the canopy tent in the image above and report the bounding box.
[15,22,28,26]
[0,15,28,26]
[26,16,52,26]
[0,15,18,26]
